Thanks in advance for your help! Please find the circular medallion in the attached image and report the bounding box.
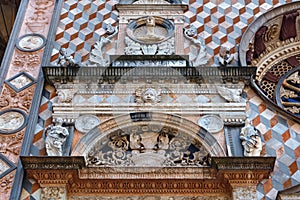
[0,109,27,134]
[127,16,174,44]
[16,33,46,52]
[198,115,224,133]
[75,115,100,133]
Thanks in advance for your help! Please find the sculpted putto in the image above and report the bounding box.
[45,118,69,156]
[239,119,262,157]
[135,87,161,104]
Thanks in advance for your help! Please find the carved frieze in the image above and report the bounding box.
[41,187,66,200]
[70,196,230,200]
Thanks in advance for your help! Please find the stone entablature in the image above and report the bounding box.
[44,66,254,125]
[21,156,275,199]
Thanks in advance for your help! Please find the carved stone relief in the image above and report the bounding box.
[239,119,262,157]
[0,171,14,200]
[70,197,229,200]
[0,85,34,113]
[87,125,211,167]
[16,34,46,52]
[232,186,256,200]
[45,118,69,156]
[0,111,25,133]
[41,187,66,200]
[8,74,32,90]
[216,86,244,103]
[75,115,100,134]
[26,10,49,34]
[198,115,224,133]
[57,48,76,67]
[0,131,24,163]
[135,87,162,104]
[87,24,118,66]
[12,54,40,73]
[56,88,77,104]
[125,16,175,55]
[184,26,208,66]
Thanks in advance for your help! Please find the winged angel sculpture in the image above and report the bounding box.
[88,24,118,67]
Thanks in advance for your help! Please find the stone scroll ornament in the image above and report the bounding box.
[183,26,208,66]
[45,118,69,156]
[239,119,262,157]
[87,24,118,66]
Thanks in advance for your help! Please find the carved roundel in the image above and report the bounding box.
[0,109,27,134]
[127,16,174,44]
[198,115,224,133]
[16,33,46,52]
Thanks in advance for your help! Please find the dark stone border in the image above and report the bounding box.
[21,156,85,170]
[15,33,46,52]
[0,108,27,134]
[212,157,276,171]
[0,153,16,179]
[5,71,35,93]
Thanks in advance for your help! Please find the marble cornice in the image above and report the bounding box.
[43,66,257,85]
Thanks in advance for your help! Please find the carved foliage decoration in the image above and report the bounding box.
[0,131,24,163]
[0,85,34,113]
[0,171,14,199]
[41,187,66,200]
[183,26,208,66]
[88,24,118,66]
[87,125,211,167]
[12,54,40,73]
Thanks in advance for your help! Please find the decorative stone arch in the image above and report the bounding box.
[72,112,226,166]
